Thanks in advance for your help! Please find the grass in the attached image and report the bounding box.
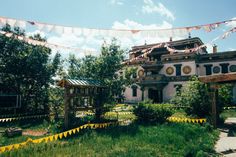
[0,107,221,157]
[220,109,236,137]
[220,109,236,120]
[0,122,219,157]
[0,118,59,146]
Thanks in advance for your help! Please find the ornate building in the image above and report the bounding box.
[123,37,236,103]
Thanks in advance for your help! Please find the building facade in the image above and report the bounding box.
[123,37,236,103]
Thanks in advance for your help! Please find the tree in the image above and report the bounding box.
[218,84,233,107]
[0,25,61,114]
[67,39,134,118]
[171,76,211,117]
[171,77,234,118]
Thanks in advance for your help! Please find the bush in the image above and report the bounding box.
[133,102,174,123]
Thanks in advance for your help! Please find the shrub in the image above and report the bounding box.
[133,102,174,123]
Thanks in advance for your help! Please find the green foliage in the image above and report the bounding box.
[48,87,64,121]
[171,76,211,117]
[171,77,234,118]
[0,25,61,114]
[218,84,233,107]
[134,102,174,123]
[123,66,138,85]
[67,38,133,104]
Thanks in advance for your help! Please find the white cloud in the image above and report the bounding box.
[142,0,175,21]
[112,19,172,30]
[228,48,236,51]
[110,0,123,5]
[48,34,102,58]
[226,17,236,28]
[26,19,189,59]
[111,19,186,51]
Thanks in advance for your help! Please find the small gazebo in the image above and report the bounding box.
[199,72,236,127]
[58,79,106,128]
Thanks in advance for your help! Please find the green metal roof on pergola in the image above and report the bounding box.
[57,78,106,129]
[58,79,105,88]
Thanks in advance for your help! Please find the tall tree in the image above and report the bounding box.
[67,39,136,111]
[67,39,127,102]
[0,25,61,114]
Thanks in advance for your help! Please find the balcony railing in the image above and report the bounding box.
[138,74,168,87]
[141,61,163,72]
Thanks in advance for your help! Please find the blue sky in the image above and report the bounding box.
[0,0,235,57]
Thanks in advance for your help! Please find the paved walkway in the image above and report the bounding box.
[215,118,236,156]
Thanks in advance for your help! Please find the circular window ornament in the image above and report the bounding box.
[213,66,220,73]
[230,65,236,72]
[138,69,144,77]
[183,66,191,74]
[166,67,174,75]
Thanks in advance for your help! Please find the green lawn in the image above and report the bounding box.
[1,122,219,157]
[220,109,236,120]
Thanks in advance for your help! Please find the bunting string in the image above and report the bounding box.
[0,30,97,54]
[0,114,51,123]
[0,121,119,154]
[167,117,207,123]
[124,26,236,64]
[0,116,207,154]
[0,16,236,38]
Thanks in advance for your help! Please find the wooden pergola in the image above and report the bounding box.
[199,72,236,127]
[58,79,106,128]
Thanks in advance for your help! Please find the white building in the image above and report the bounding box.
[123,37,236,103]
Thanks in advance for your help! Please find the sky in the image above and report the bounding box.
[0,0,236,58]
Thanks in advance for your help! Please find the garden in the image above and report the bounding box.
[0,25,236,157]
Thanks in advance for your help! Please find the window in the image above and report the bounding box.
[131,85,138,97]
[204,64,213,75]
[174,64,182,76]
[220,63,229,73]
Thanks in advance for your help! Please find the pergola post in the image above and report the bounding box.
[209,83,219,128]
[64,86,70,129]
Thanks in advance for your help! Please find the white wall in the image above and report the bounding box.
[124,85,142,103]
[198,61,236,76]
[160,61,197,76]
[163,81,186,101]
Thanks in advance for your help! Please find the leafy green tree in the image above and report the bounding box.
[171,77,234,118]
[218,84,233,107]
[0,25,61,114]
[67,39,135,118]
[171,76,211,117]
[67,39,129,102]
